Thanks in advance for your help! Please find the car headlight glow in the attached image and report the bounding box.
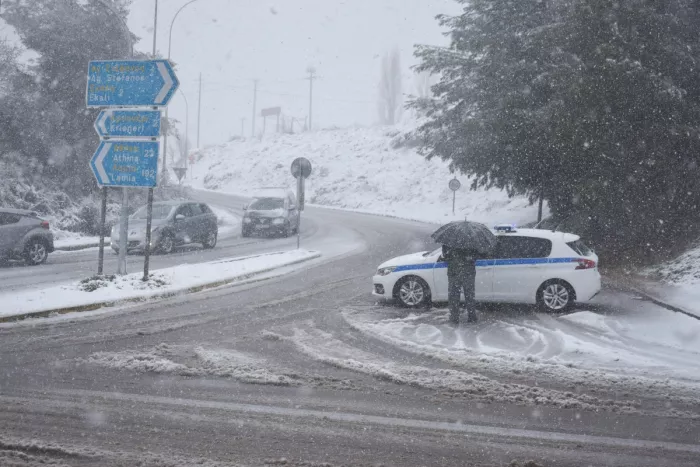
[377,266,397,276]
[272,218,285,225]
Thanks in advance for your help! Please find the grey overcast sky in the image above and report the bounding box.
[127,0,459,147]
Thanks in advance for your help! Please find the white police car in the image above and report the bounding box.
[372,225,601,312]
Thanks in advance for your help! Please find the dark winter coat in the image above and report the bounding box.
[442,245,478,277]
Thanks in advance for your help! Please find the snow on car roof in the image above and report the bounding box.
[495,228,580,243]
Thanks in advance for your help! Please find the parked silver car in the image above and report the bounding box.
[0,208,55,265]
[111,201,218,254]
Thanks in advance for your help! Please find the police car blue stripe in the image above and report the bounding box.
[394,263,436,272]
[393,257,579,273]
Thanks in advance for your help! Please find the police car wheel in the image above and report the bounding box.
[395,276,431,308]
[538,280,575,312]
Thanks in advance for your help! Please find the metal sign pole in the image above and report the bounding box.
[448,177,461,216]
[297,176,303,249]
[87,58,178,280]
[143,186,154,281]
[117,187,128,275]
[97,186,108,275]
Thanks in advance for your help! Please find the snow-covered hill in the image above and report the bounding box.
[187,126,543,226]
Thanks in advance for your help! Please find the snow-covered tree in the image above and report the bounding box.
[413,0,700,260]
[378,47,403,125]
[1,0,135,196]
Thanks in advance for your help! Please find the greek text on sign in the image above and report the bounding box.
[90,141,160,188]
[86,60,179,107]
[94,109,161,139]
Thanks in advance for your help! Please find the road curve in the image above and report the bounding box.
[0,190,699,467]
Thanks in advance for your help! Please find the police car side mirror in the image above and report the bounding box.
[175,214,185,222]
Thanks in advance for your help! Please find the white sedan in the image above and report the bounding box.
[372,227,601,312]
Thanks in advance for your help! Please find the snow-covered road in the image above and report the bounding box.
[1,190,699,467]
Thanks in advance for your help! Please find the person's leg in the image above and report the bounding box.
[448,275,461,324]
[464,265,477,323]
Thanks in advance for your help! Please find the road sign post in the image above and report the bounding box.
[173,167,187,184]
[449,177,461,215]
[118,188,129,274]
[261,107,281,136]
[142,187,154,281]
[90,141,159,187]
[86,60,179,108]
[291,157,312,249]
[97,187,108,275]
[94,109,161,139]
[87,59,179,278]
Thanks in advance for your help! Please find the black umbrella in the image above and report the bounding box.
[431,221,497,255]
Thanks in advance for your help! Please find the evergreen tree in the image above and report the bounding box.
[413,0,700,259]
[1,0,134,196]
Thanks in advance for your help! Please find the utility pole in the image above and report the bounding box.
[197,72,202,148]
[241,118,246,137]
[306,67,316,131]
[142,0,159,280]
[251,79,259,137]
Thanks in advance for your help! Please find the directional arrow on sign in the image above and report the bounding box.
[86,60,180,107]
[94,109,161,139]
[90,141,160,188]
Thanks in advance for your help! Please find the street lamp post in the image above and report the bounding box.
[179,88,189,168]
[161,0,205,186]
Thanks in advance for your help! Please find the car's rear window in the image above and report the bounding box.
[567,239,593,256]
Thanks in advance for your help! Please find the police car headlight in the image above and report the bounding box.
[272,218,285,225]
[243,217,252,224]
[377,266,396,276]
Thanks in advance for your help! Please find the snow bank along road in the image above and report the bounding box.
[1,191,699,466]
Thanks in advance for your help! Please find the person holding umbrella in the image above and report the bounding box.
[432,221,497,325]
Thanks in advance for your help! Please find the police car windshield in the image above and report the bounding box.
[250,198,284,210]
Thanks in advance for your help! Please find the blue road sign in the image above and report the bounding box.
[86,60,179,107]
[94,109,161,139]
[90,141,159,188]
